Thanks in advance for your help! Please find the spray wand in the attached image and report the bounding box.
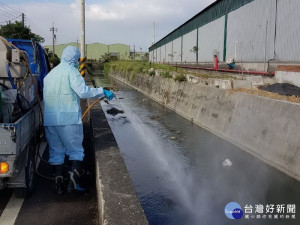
[81,86,126,119]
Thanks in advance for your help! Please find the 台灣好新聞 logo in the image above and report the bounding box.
[225,202,243,219]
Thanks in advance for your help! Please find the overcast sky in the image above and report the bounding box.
[1,0,215,51]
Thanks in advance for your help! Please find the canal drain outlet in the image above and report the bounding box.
[106,108,124,116]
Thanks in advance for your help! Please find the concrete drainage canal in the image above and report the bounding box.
[93,76,300,225]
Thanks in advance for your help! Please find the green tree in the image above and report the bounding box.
[0,21,44,43]
[100,53,118,62]
[47,52,60,68]
[192,46,198,54]
[144,52,149,61]
[44,48,60,68]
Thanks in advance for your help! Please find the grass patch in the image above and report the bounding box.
[148,69,155,76]
[105,61,185,74]
[174,74,187,82]
[103,61,238,83]
[126,65,134,73]
[86,64,94,76]
[103,61,189,82]
[103,63,111,78]
[161,70,172,79]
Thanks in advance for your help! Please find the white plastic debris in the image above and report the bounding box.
[222,159,232,167]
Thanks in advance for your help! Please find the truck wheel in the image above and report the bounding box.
[14,145,36,198]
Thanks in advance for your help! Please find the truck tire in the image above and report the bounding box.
[14,145,36,198]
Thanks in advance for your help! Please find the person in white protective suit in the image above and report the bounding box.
[43,46,114,194]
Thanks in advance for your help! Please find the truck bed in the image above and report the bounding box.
[0,103,41,179]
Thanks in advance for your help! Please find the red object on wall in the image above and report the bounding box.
[214,55,219,70]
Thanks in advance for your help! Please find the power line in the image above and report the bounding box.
[0,13,8,21]
[0,14,21,23]
[25,16,45,32]
[0,11,19,22]
[0,1,50,43]
[0,1,23,25]
[0,7,18,18]
[0,2,22,15]
[24,15,51,40]
[0,10,50,41]
[0,14,21,24]
[0,7,19,19]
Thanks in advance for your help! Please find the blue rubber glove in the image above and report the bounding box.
[103,89,114,100]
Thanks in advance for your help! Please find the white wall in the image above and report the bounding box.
[166,42,172,63]
[157,47,161,63]
[161,45,166,63]
[227,0,276,62]
[276,0,300,62]
[182,29,197,63]
[173,37,182,63]
[198,16,225,62]
[149,51,153,62]
[154,48,158,63]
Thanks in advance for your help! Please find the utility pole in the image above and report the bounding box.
[86,44,88,59]
[80,0,85,59]
[133,45,135,61]
[153,22,155,44]
[152,22,155,63]
[50,22,57,59]
[21,13,24,27]
[79,0,86,77]
[264,21,268,72]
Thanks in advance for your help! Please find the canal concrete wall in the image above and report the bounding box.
[85,77,149,225]
[110,72,300,181]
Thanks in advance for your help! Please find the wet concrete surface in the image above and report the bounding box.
[94,75,300,225]
[259,83,300,97]
[0,123,98,225]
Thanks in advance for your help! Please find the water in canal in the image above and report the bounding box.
[93,73,300,225]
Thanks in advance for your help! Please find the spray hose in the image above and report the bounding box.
[24,54,53,180]
[33,95,106,180]
[81,96,104,120]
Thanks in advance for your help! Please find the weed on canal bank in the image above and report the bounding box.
[102,61,187,81]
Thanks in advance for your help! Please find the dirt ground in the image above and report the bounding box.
[229,87,300,104]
